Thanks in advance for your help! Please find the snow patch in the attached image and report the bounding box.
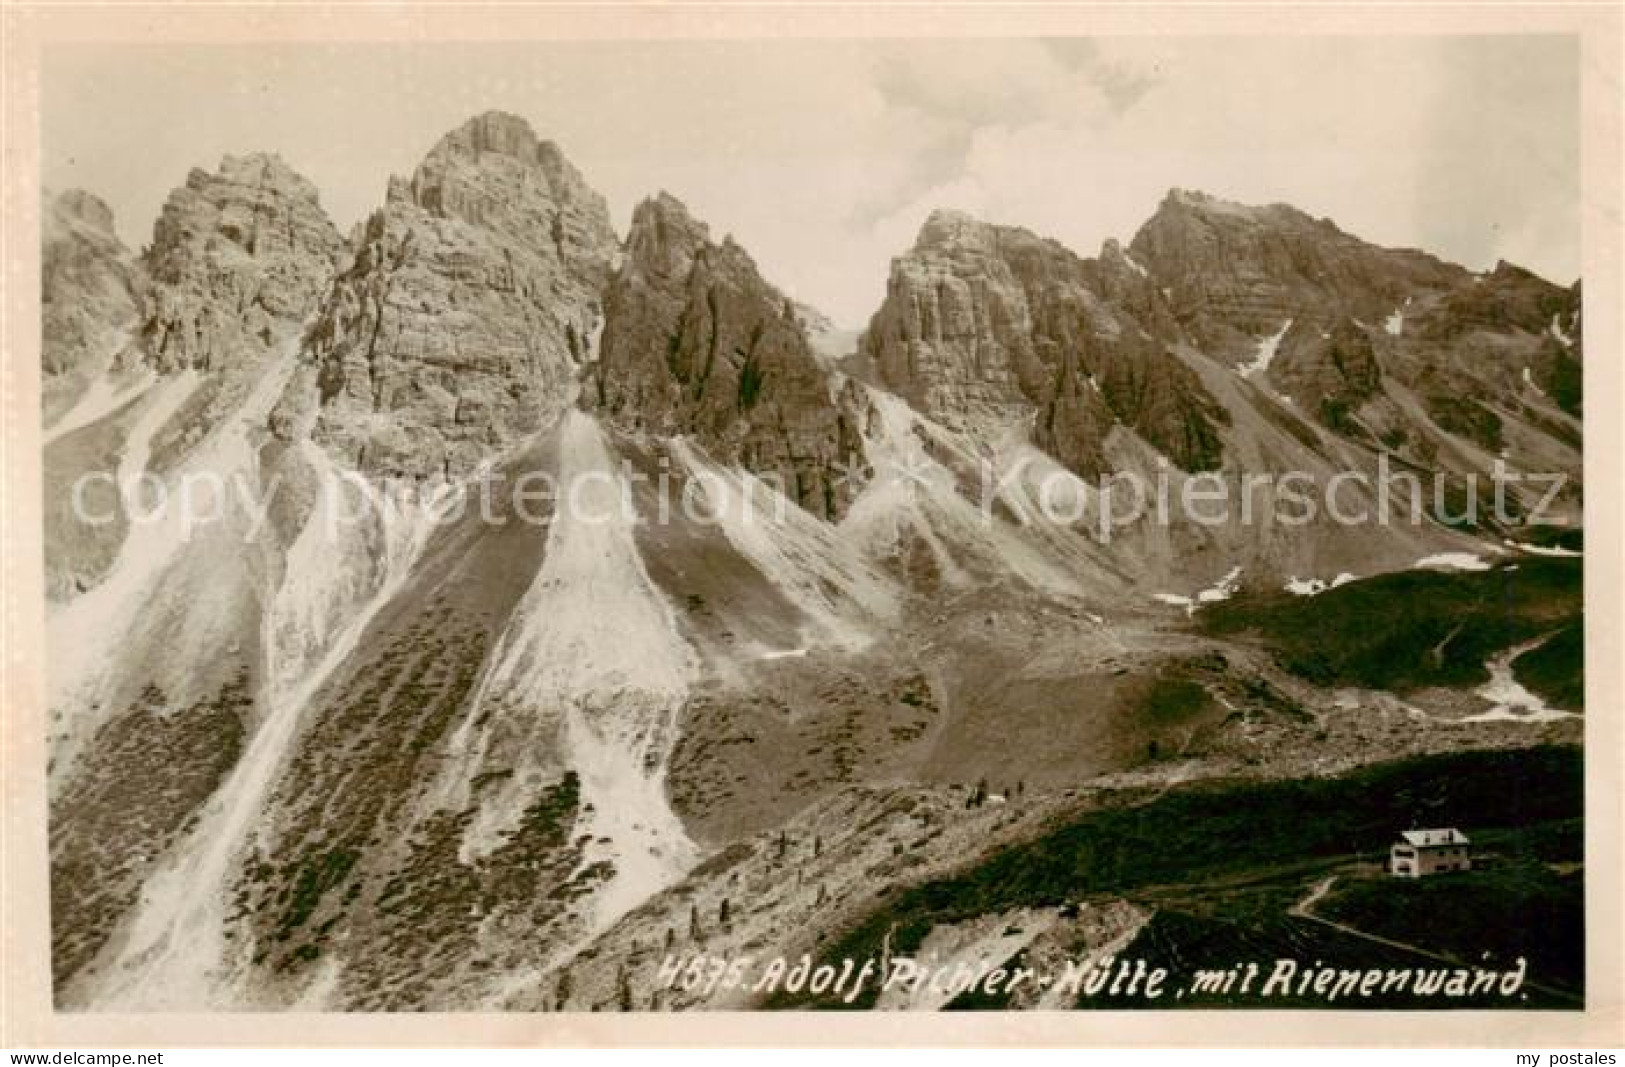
[584,314,605,364]
[753,646,808,662]
[1153,566,1242,615]
[1549,314,1573,347]
[1384,309,1404,336]
[1460,638,1578,724]
[1284,572,1357,596]
[1413,552,1490,572]
[1237,319,1292,378]
[1507,539,1581,558]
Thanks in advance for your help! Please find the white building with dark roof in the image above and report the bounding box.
[1391,828,1472,878]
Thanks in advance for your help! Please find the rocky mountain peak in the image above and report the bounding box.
[1157,186,1297,222]
[137,153,342,380]
[41,189,144,421]
[1130,187,1468,359]
[1155,189,1352,240]
[47,188,119,239]
[297,113,617,479]
[594,192,867,519]
[432,109,554,163]
[1097,237,1147,275]
[146,153,339,279]
[392,111,616,257]
[914,207,1000,252]
[624,192,713,277]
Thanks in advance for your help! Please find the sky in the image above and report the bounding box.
[44,37,1579,326]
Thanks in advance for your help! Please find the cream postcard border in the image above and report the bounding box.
[1,1,1620,1048]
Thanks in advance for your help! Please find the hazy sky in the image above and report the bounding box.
[44,37,1578,325]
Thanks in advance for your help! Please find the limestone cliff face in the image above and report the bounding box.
[592,193,868,519]
[41,190,144,421]
[1126,189,1580,496]
[125,155,346,471]
[1128,189,1466,359]
[1419,262,1582,418]
[1131,188,1573,470]
[860,209,1228,477]
[300,111,618,478]
[140,154,343,375]
[1265,319,1384,430]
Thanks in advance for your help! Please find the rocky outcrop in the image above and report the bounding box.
[1125,189,1581,502]
[1128,189,1467,359]
[1413,262,1582,417]
[122,154,345,471]
[140,154,343,374]
[299,111,618,479]
[1426,260,1574,339]
[1267,319,1384,430]
[592,193,868,519]
[860,209,1227,477]
[41,190,144,422]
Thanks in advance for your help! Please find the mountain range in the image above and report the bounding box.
[42,110,1583,1010]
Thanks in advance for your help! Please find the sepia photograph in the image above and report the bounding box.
[2,2,1621,1052]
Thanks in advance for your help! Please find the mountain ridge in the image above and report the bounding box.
[40,109,1585,1013]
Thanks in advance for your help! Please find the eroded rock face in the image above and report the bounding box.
[1419,263,1582,418]
[41,190,144,421]
[141,154,343,375]
[592,193,868,519]
[1128,188,1466,359]
[861,209,1227,477]
[64,155,347,473]
[1126,189,1580,502]
[302,111,618,479]
[1267,319,1384,429]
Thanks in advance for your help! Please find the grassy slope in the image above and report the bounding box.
[1513,623,1584,711]
[771,745,1581,1009]
[1315,820,1584,993]
[1198,557,1581,694]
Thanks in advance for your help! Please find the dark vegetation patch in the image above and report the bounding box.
[1143,677,1208,721]
[344,772,597,1009]
[1106,906,1445,1008]
[951,819,1583,1010]
[769,746,1580,1009]
[51,671,251,988]
[226,522,611,1009]
[1517,525,1583,552]
[1198,558,1581,694]
[1254,391,1323,451]
[1316,823,1583,994]
[1512,624,1584,711]
[1538,346,1582,418]
[1520,403,1582,450]
[237,599,492,977]
[670,663,944,840]
[1425,394,1504,453]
